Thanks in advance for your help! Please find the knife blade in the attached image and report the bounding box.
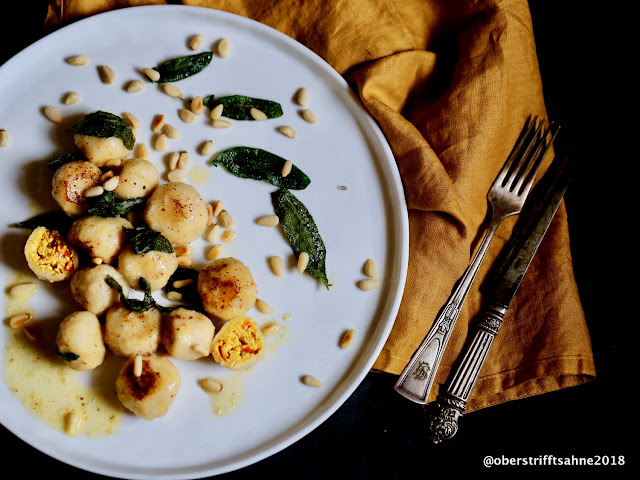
[426,147,574,444]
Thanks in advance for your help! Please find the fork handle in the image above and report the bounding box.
[427,302,507,443]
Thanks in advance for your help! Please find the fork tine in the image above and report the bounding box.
[494,115,539,187]
[514,122,560,196]
[503,118,548,189]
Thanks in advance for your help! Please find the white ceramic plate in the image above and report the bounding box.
[0,5,408,479]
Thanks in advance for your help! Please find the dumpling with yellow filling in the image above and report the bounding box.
[211,316,264,370]
[24,226,79,282]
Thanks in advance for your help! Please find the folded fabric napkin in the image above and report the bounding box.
[44,0,595,412]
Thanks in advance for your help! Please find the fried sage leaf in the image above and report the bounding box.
[202,95,283,120]
[86,191,146,218]
[105,276,176,313]
[146,52,213,83]
[47,152,87,170]
[56,349,80,362]
[271,188,330,289]
[11,211,75,234]
[163,266,203,307]
[71,111,135,150]
[124,226,174,255]
[212,147,310,190]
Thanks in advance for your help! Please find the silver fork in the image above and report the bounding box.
[394,116,557,404]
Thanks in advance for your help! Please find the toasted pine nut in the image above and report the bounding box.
[218,209,235,228]
[297,252,309,273]
[162,123,180,139]
[98,65,116,84]
[123,112,141,129]
[167,291,183,302]
[302,375,322,388]
[179,108,195,123]
[137,143,149,159]
[67,55,89,66]
[133,355,143,377]
[174,245,192,257]
[277,126,296,138]
[9,313,31,328]
[0,129,9,147]
[281,160,292,177]
[168,151,180,170]
[177,151,189,169]
[172,278,194,289]
[217,38,231,58]
[151,114,166,132]
[191,344,209,357]
[206,204,214,225]
[191,96,204,115]
[9,283,38,299]
[143,68,160,82]
[207,244,223,260]
[84,186,104,197]
[64,91,81,105]
[104,158,122,168]
[126,80,145,93]
[297,87,309,106]
[302,109,317,124]
[257,215,279,227]
[200,377,223,393]
[261,322,279,337]
[91,257,103,265]
[364,259,378,278]
[340,329,356,349]
[100,169,115,182]
[210,104,223,120]
[155,133,169,151]
[102,175,119,191]
[177,255,193,267]
[357,279,380,291]
[221,230,236,243]
[212,200,224,217]
[212,119,231,128]
[167,169,186,182]
[250,108,267,121]
[206,224,221,243]
[190,34,204,50]
[44,105,63,123]
[64,411,82,435]
[200,140,214,156]
[163,84,182,98]
[255,299,272,314]
[269,256,284,277]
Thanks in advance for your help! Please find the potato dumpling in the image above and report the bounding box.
[162,307,215,360]
[55,311,106,371]
[143,182,208,245]
[211,316,264,370]
[115,354,180,420]
[67,216,133,264]
[198,257,257,321]
[74,134,132,168]
[114,158,159,199]
[70,264,129,316]
[51,160,102,216]
[104,305,162,357]
[24,226,79,282]
[117,244,178,292]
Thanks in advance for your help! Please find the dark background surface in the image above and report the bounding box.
[1,1,629,478]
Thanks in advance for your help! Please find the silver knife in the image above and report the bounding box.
[426,147,574,443]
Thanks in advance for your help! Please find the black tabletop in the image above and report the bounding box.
[1,1,629,478]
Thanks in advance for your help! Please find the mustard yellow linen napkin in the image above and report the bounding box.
[44,0,596,412]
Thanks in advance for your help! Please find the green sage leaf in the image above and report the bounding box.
[56,349,80,362]
[124,227,174,255]
[71,111,135,150]
[86,191,146,218]
[11,211,75,234]
[202,95,283,120]
[146,52,213,83]
[47,152,87,170]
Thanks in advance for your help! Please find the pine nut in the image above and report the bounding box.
[200,377,223,393]
[212,119,231,128]
[163,84,182,98]
[302,375,322,388]
[179,108,195,123]
[67,55,89,66]
[257,215,279,227]
[297,251,309,273]
[123,112,141,129]
[217,38,231,58]
[174,245,192,257]
[23,325,38,341]
[177,151,190,170]
[155,133,169,151]
[102,175,119,191]
[9,313,31,328]
[277,126,296,138]
[206,204,214,225]
[218,210,235,228]
[64,91,81,105]
[340,329,356,349]
[206,224,221,243]
[212,200,224,217]
[104,158,122,168]
[200,140,214,156]
[84,186,104,197]
[133,355,143,377]
[281,160,292,177]
[190,34,204,50]
[250,108,267,121]
[143,68,160,82]
[207,244,223,260]
[168,151,180,170]
[98,65,116,84]
[364,259,378,278]
[177,255,193,267]
[255,299,272,314]
[64,411,82,435]
[357,279,380,291]
[101,169,116,181]
[44,105,62,124]
[162,123,180,139]
[167,291,183,302]
[297,87,309,106]
[0,129,9,147]
[210,104,223,120]
[137,143,149,159]
[172,278,193,289]
[91,257,103,265]
[167,169,186,182]
[9,283,38,299]
[191,96,204,115]
[302,109,317,124]
[191,344,209,356]
[261,322,279,337]
[151,114,166,132]
[269,256,284,277]
[220,230,236,243]
[126,80,145,93]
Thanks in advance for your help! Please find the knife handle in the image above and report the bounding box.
[427,302,507,443]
